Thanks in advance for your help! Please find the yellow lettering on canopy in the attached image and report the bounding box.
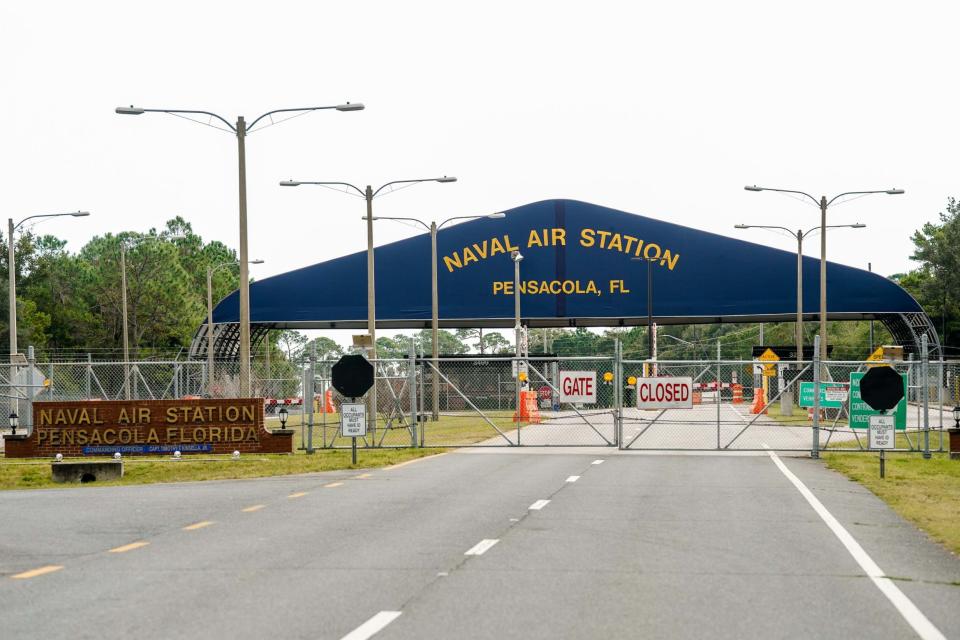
[527,229,543,248]
[623,235,638,254]
[580,228,596,247]
[552,228,566,246]
[504,235,520,252]
[596,230,611,248]
[634,240,645,257]
[607,233,623,252]
[490,237,506,256]
[660,249,680,271]
[462,247,478,266]
[643,243,662,260]
[443,253,463,273]
[472,240,488,259]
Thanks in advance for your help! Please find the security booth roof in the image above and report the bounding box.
[199,199,934,356]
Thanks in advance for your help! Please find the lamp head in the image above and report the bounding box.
[487,212,506,219]
[71,211,91,217]
[335,102,365,112]
[279,180,301,187]
[435,176,457,183]
[953,406,960,426]
[278,406,289,427]
[885,188,905,195]
[115,106,145,115]
[744,185,764,192]
[851,223,866,228]
[734,224,748,229]
[250,259,265,265]
[511,250,523,262]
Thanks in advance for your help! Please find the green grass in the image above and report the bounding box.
[764,403,849,428]
[824,448,960,555]
[0,448,445,491]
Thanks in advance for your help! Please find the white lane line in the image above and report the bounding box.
[340,611,402,640]
[766,449,945,640]
[529,499,551,510]
[566,475,580,483]
[464,539,499,556]
[591,459,605,465]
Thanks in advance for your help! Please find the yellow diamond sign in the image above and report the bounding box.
[757,348,779,377]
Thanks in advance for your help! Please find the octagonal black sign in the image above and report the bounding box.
[859,366,904,412]
[331,354,375,398]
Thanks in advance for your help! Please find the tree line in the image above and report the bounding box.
[5,199,955,365]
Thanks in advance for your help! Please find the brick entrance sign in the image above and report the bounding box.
[3,398,292,458]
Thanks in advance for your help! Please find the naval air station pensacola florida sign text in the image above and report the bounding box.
[3,398,292,458]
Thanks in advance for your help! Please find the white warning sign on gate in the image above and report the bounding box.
[637,376,693,409]
[559,371,596,404]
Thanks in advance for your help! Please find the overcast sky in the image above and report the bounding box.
[3,1,957,343]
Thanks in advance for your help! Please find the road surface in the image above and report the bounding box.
[1,450,958,639]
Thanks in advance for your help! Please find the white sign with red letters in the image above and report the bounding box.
[637,376,693,409]
[559,371,597,404]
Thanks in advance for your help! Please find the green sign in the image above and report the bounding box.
[798,382,848,409]
[849,371,906,430]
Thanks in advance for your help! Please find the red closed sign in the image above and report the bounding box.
[636,376,694,409]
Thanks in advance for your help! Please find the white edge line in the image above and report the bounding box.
[340,610,402,640]
[529,499,551,510]
[591,459,605,465]
[566,475,580,483]
[464,538,499,556]
[765,448,945,640]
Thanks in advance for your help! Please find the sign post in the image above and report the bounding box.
[340,402,367,464]
[869,413,895,478]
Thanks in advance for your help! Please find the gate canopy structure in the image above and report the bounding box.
[192,199,937,359]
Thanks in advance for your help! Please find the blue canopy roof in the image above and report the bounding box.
[211,199,922,330]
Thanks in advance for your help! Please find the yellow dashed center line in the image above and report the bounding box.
[242,504,265,513]
[108,541,150,553]
[353,473,372,479]
[324,482,344,488]
[182,521,214,531]
[11,565,63,579]
[288,492,308,499]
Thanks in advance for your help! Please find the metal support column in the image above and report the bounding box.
[922,334,930,459]
[408,338,418,447]
[812,335,821,459]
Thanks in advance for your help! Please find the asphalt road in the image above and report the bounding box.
[1,450,958,639]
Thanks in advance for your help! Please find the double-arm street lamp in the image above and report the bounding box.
[280,176,457,437]
[744,185,903,362]
[8,211,89,413]
[116,101,363,396]
[734,223,865,362]
[207,259,264,396]
[372,212,505,419]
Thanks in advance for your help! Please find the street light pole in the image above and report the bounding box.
[512,250,523,440]
[207,259,263,396]
[7,211,89,409]
[280,176,456,436]
[116,102,363,397]
[372,212,504,420]
[735,222,866,362]
[744,185,902,362]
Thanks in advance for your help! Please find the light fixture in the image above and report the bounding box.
[8,412,17,435]
[232,450,240,460]
[279,180,300,187]
[953,406,960,428]
[511,250,523,262]
[55,453,63,463]
[435,176,457,183]
[115,106,145,115]
[886,189,905,195]
[487,212,506,219]
[335,102,365,112]
[114,452,122,460]
[173,450,182,460]
[278,406,289,428]
[744,185,764,192]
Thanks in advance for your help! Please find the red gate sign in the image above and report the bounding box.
[559,371,596,404]
[637,376,693,409]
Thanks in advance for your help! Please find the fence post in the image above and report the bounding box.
[812,335,821,459]
[26,346,35,432]
[408,337,418,447]
[86,354,92,400]
[613,338,623,449]
[716,340,722,449]
[307,343,316,454]
[174,363,180,399]
[922,334,930,459]
[48,361,53,401]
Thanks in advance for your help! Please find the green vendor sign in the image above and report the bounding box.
[848,371,907,430]
[798,382,848,409]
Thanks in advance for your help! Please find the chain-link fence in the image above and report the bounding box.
[2,344,956,454]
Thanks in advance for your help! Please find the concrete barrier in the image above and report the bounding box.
[51,461,123,483]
